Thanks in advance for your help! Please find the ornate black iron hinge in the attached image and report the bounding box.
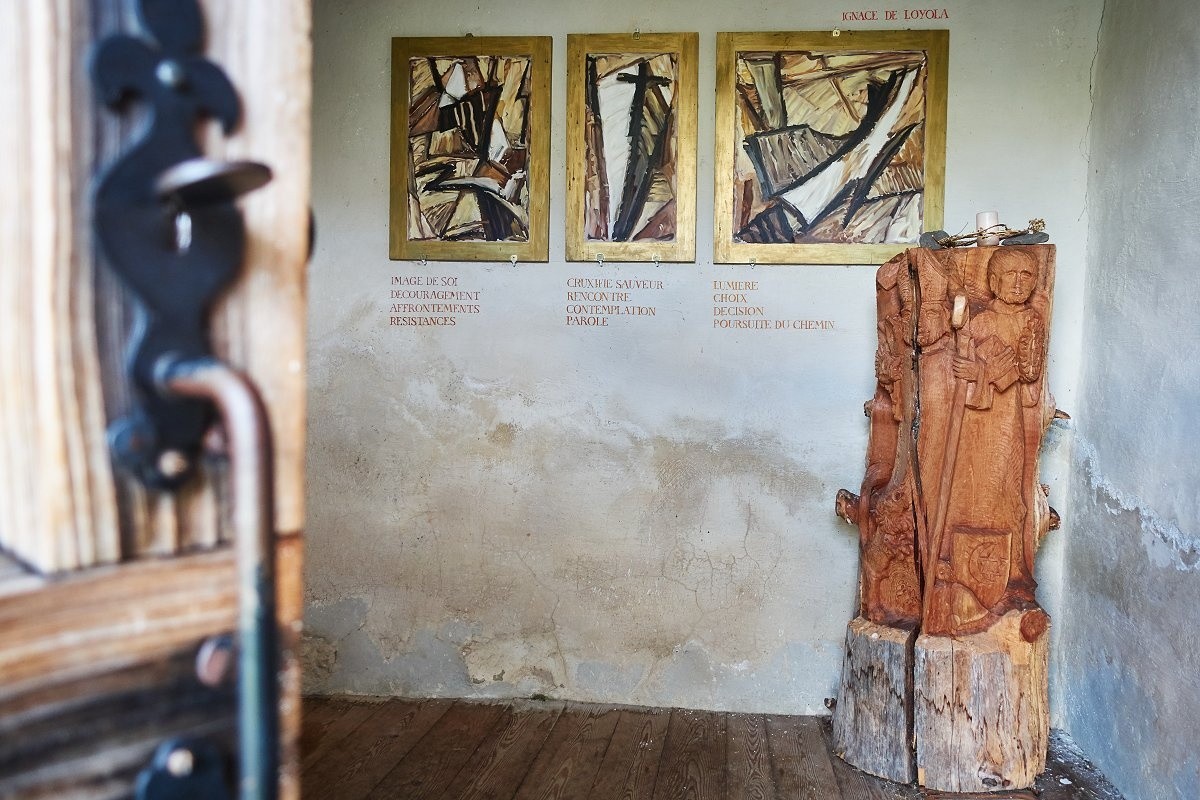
[91,0,271,489]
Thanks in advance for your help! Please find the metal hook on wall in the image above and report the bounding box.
[510,255,518,267]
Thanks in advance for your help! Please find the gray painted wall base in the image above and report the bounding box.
[914,611,1049,793]
[832,617,915,784]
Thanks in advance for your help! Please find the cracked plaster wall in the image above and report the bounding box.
[305,0,1101,714]
[1057,0,1200,798]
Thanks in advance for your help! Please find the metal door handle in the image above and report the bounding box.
[159,357,278,800]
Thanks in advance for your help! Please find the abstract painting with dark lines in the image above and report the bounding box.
[582,53,678,243]
[732,48,929,245]
[406,55,532,243]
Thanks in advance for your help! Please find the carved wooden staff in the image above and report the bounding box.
[921,294,969,624]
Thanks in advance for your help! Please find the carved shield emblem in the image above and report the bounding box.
[949,526,1010,609]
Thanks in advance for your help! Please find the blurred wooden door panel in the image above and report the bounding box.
[0,1,311,797]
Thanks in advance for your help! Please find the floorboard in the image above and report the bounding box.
[651,708,727,800]
[449,700,564,800]
[511,704,621,800]
[587,708,671,799]
[299,698,378,773]
[304,698,452,800]
[726,712,774,800]
[301,696,1126,800]
[365,701,507,799]
[766,714,843,800]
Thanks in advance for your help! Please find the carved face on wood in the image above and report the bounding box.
[896,265,951,347]
[987,249,1038,305]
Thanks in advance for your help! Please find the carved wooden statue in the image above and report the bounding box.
[833,245,1060,792]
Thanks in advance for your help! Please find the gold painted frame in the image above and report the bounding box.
[714,30,947,265]
[565,32,698,262]
[389,37,552,261]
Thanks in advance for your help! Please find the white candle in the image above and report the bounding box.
[977,211,1000,246]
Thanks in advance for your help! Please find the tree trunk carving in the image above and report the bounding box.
[834,245,1058,792]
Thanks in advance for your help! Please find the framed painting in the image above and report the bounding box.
[389,36,551,261]
[714,30,948,265]
[565,32,698,262]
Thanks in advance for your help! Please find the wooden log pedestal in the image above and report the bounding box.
[833,611,1049,792]
[914,610,1049,793]
[832,617,916,784]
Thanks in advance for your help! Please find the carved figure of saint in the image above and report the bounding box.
[837,245,1057,641]
[923,248,1050,636]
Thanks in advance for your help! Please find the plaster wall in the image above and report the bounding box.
[305,0,1101,714]
[1058,0,1200,797]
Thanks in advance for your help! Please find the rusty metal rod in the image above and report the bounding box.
[158,356,278,800]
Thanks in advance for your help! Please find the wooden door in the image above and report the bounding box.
[0,1,310,797]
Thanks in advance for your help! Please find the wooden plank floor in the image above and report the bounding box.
[301,697,1125,800]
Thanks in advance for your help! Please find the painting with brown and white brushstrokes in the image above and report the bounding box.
[732,49,929,245]
[407,55,532,242]
[582,53,678,243]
